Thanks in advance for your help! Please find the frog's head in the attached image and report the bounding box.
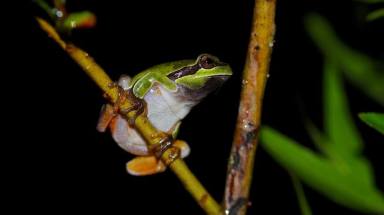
[167,54,232,100]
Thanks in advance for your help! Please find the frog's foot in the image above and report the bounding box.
[149,135,174,158]
[126,156,166,176]
[173,140,190,158]
[126,140,190,176]
[150,136,191,159]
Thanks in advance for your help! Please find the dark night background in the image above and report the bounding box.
[8,0,383,214]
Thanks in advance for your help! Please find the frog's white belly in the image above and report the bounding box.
[145,85,195,132]
[111,77,194,156]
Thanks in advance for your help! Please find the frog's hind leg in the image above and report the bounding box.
[96,104,116,132]
[111,115,149,156]
[126,140,190,176]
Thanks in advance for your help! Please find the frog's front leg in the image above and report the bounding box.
[118,89,146,126]
[126,140,190,176]
[108,76,147,126]
[132,72,177,99]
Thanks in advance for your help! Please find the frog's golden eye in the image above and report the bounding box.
[199,55,216,69]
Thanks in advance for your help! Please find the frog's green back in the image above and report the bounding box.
[128,59,196,88]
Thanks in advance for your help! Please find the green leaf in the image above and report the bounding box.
[260,127,384,213]
[305,14,384,106]
[354,0,384,3]
[323,60,363,160]
[367,9,384,21]
[359,112,384,134]
[290,173,312,215]
[34,0,54,18]
[305,119,340,161]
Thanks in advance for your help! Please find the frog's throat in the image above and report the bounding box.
[176,75,230,102]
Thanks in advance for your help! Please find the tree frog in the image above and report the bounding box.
[97,54,232,176]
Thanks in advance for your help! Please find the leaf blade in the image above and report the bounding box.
[323,60,363,159]
[366,9,384,21]
[305,14,384,106]
[359,112,384,134]
[260,126,384,213]
[290,173,312,215]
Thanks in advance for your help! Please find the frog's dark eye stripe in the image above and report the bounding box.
[167,63,200,80]
[167,54,226,80]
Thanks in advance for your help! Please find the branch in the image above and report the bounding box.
[35,17,222,215]
[223,0,276,214]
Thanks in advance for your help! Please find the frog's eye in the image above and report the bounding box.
[199,55,216,69]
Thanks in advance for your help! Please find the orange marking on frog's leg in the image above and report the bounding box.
[108,116,119,134]
[126,156,166,176]
[96,104,117,132]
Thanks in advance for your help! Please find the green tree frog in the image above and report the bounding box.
[97,54,232,176]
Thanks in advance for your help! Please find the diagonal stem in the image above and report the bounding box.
[223,0,276,214]
[35,17,222,215]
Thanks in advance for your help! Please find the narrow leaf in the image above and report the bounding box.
[354,0,384,3]
[305,14,384,106]
[305,118,340,161]
[290,173,312,215]
[367,9,384,21]
[323,60,363,159]
[359,112,384,134]
[260,127,384,213]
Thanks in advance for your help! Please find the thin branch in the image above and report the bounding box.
[223,0,276,214]
[35,17,222,215]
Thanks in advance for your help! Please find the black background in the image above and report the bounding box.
[9,0,384,214]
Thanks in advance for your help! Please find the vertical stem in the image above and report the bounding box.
[223,0,276,214]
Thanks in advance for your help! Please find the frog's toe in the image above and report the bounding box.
[173,140,190,158]
[126,156,166,176]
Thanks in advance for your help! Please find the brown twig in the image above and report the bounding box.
[223,0,276,214]
[35,17,222,215]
